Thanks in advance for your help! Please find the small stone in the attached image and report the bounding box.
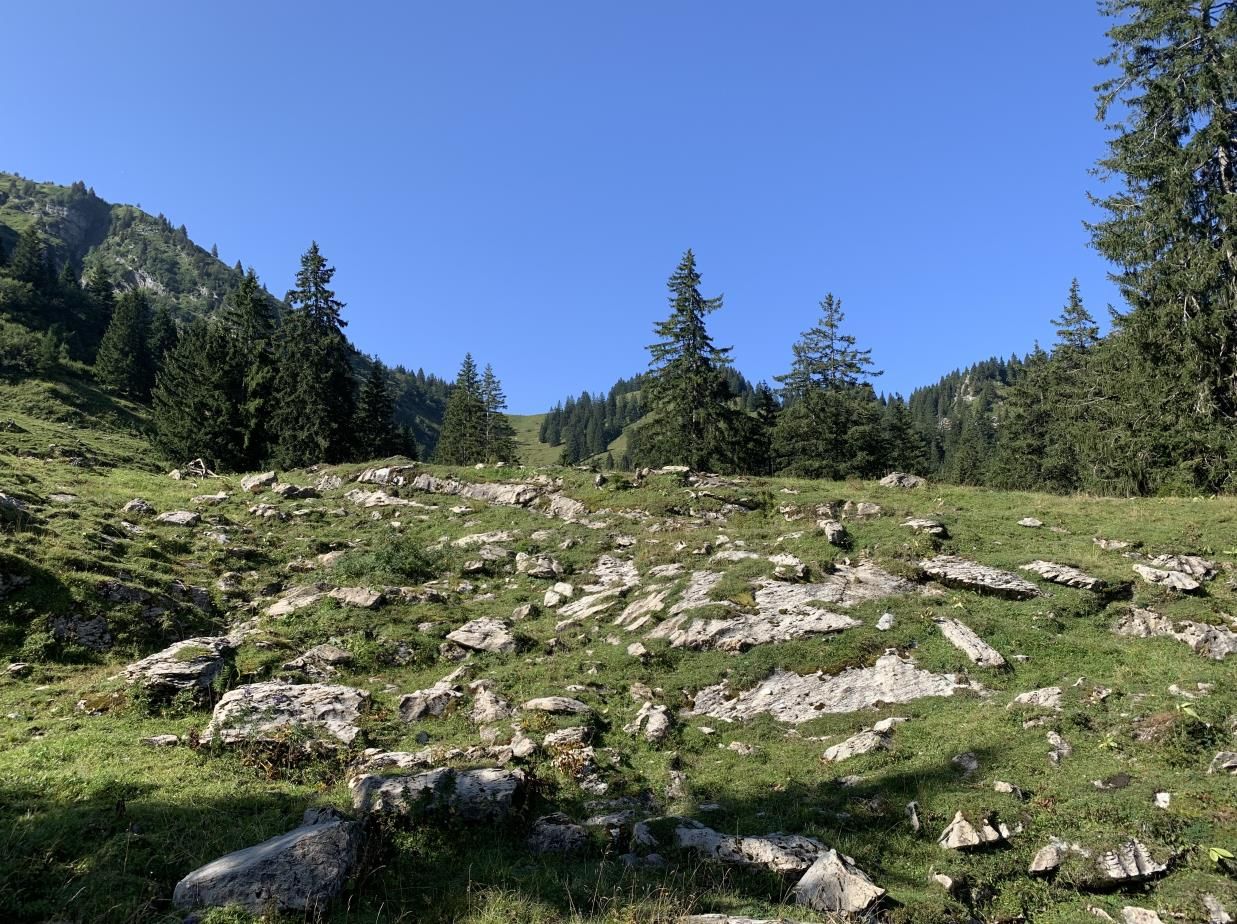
[1018,517,1043,528]
[142,734,180,747]
[876,612,896,631]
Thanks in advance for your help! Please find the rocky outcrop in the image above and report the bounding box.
[692,654,978,723]
[1091,840,1168,886]
[1114,608,1237,660]
[123,636,234,694]
[172,809,360,913]
[673,821,823,873]
[527,813,589,854]
[202,682,369,746]
[350,767,525,820]
[791,848,885,916]
[624,702,672,743]
[821,718,904,763]
[1133,564,1200,592]
[155,510,201,527]
[935,617,1007,667]
[446,618,517,654]
[240,472,278,493]
[920,556,1042,599]
[880,472,925,488]
[938,811,1011,850]
[1021,560,1105,592]
[903,517,947,537]
[409,473,542,508]
[521,695,591,715]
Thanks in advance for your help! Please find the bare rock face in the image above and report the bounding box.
[934,617,1007,668]
[172,809,360,913]
[692,654,978,724]
[1133,564,1201,592]
[240,471,278,493]
[527,813,589,854]
[920,556,1042,599]
[51,615,112,651]
[446,618,516,654]
[673,821,823,873]
[202,681,370,746]
[1021,560,1106,592]
[267,583,335,616]
[1091,840,1168,885]
[791,848,886,916]
[282,644,353,678]
[409,472,543,508]
[471,689,513,725]
[937,811,1010,850]
[650,588,859,652]
[123,636,234,694]
[350,767,524,820]
[354,464,418,486]
[880,472,925,488]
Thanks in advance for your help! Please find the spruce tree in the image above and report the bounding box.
[1088,0,1237,491]
[881,396,930,475]
[268,243,357,466]
[642,250,737,471]
[9,224,47,288]
[146,305,178,387]
[94,289,151,398]
[479,363,518,462]
[435,353,488,464]
[219,270,278,465]
[354,359,404,458]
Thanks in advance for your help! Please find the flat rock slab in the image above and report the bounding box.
[935,617,1007,668]
[650,605,859,652]
[521,695,591,715]
[674,821,823,873]
[1114,609,1237,660]
[350,767,524,820]
[446,618,516,654]
[202,681,369,746]
[903,517,947,537]
[1133,564,1200,592]
[123,636,234,693]
[920,556,1042,599]
[155,510,201,527]
[792,848,886,916]
[1021,560,1106,592]
[410,473,543,508]
[1092,839,1167,885]
[692,654,978,724]
[173,813,360,913]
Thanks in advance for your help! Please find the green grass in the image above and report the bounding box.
[0,374,1235,923]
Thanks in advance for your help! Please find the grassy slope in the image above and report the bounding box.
[511,413,630,468]
[0,376,1235,924]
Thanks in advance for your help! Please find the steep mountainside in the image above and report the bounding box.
[0,172,448,452]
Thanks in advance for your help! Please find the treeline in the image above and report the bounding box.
[538,377,645,465]
[433,353,518,465]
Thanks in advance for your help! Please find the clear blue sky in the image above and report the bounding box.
[3,1,1122,412]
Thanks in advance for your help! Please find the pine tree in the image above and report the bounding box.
[151,319,246,469]
[479,363,518,462]
[1087,1,1237,492]
[268,243,357,466]
[94,289,151,398]
[642,250,737,471]
[354,359,404,458]
[435,353,488,464]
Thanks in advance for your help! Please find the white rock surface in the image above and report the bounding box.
[350,767,524,820]
[935,617,1007,667]
[920,556,1042,599]
[202,682,369,746]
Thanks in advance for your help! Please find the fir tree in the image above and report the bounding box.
[146,305,178,382]
[1088,0,1237,492]
[881,396,930,474]
[9,224,47,288]
[480,363,518,462]
[268,243,357,466]
[94,289,151,398]
[219,270,277,465]
[775,294,881,400]
[642,250,737,471]
[354,359,404,458]
[435,353,488,464]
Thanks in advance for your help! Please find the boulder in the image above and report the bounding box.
[273,482,318,499]
[934,617,1007,668]
[172,809,360,913]
[201,681,369,746]
[123,636,234,694]
[1091,840,1167,885]
[1021,560,1106,592]
[522,695,591,715]
[920,555,1042,599]
[155,510,201,527]
[1011,687,1063,710]
[399,673,463,722]
[818,519,847,546]
[1133,564,1200,592]
[281,644,353,678]
[1018,517,1044,528]
[350,767,524,820]
[1148,554,1217,579]
[792,848,886,916]
[191,492,229,507]
[121,498,156,516]
[938,811,1010,850]
[1114,608,1236,660]
[822,718,904,763]
[1029,837,1090,875]
[327,586,384,609]
[624,702,672,744]
[1122,909,1165,924]
[692,654,978,724]
[1209,751,1237,774]
[240,472,278,493]
[267,583,334,616]
[471,689,513,724]
[880,472,925,488]
[674,821,823,873]
[902,517,947,537]
[446,618,517,654]
[355,464,418,486]
[527,813,589,854]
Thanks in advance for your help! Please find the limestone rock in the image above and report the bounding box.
[822,724,895,763]
[121,498,155,516]
[350,767,524,820]
[1204,895,1233,924]
[240,472,278,493]
[172,811,360,913]
[522,695,590,715]
[1021,560,1106,592]
[123,636,234,694]
[920,556,1042,599]
[692,654,978,724]
[327,586,384,609]
[880,472,925,488]
[50,615,111,651]
[1121,909,1164,924]
[155,510,201,527]
[876,612,896,631]
[399,677,462,722]
[471,689,513,725]
[409,472,542,508]
[818,519,847,546]
[903,517,947,537]
[1094,537,1132,551]
[1018,517,1044,528]
[281,644,353,678]
[1092,840,1167,885]
[202,681,369,746]
[1115,608,1236,660]
[267,583,334,616]
[446,618,516,654]
[1148,554,1217,579]
[792,848,885,916]
[1047,731,1073,764]
[935,617,1007,667]
[938,811,1009,850]
[624,702,672,744]
[673,821,823,873]
[191,491,229,506]
[355,464,418,486]
[1029,837,1090,875]
[528,812,589,854]
[1133,563,1201,592]
[1011,687,1063,710]
[1209,751,1237,774]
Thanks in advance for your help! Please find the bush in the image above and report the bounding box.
[332,534,439,586]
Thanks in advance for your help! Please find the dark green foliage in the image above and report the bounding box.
[355,359,407,458]
[434,354,488,464]
[268,243,357,466]
[640,250,739,471]
[93,289,152,398]
[9,224,49,288]
[540,376,646,465]
[1086,1,1237,493]
[151,319,245,468]
[218,270,278,466]
[480,363,518,463]
[146,304,178,371]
